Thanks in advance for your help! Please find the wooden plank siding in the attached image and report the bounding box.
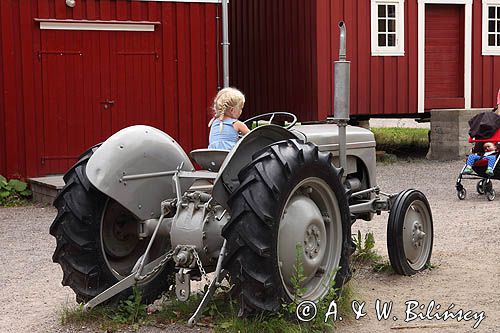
[471,0,500,107]
[0,2,5,177]
[315,0,420,117]
[230,0,420,120]
[0,0,220,178]
[229,0,317,121]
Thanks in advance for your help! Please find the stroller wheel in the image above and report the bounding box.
[476,179,485,195]
[457,188,467,200]
[487,189,496,201]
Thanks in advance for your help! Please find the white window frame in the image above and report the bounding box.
[370,0,405,56]
[482,0,500,55]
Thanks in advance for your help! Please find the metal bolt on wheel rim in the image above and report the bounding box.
[402,200,432,270]
[277,178,342,301]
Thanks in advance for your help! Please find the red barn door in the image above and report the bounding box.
[425,4,465,109]
[39,29,162,175]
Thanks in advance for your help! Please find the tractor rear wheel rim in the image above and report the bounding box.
[402,200,432,270]
[101,199,166,281]
[277,177,342,301]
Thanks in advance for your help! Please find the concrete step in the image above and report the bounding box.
[28,175,64,205]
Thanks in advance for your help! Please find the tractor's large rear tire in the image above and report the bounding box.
[222,140,353,315]
[49,148,173,304]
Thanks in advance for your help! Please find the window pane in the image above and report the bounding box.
[490,20,496,33]
[497,21,500,33]
[489,34,496,46]
[387,5,396,18]
[497,34,500,46]
[378,5,386,18]
[378,19,386,32]
[378,34,387,47]
[497,6,500,19]
[490,6,496,19]
[388,34,396,46]
[388,19,396,32]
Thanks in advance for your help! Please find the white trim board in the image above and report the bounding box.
[417,0,472,113]
[38,20,157,32]
[137,0,225,2]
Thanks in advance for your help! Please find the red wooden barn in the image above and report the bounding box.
[0,0,222,178]
[230,0,500,121]
[4,0,500,178]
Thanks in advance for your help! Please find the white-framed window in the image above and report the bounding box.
[482,0,500,55]
[371,0,405,56]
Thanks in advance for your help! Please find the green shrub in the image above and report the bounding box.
[0,175,32,206]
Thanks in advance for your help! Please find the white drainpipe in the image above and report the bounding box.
[222,0,229,88]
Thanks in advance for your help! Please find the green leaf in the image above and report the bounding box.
[20,190,32,196]
[0,175,6,183]
[0,191,11,198]
[8,179,27,192]
[219,321,233,329]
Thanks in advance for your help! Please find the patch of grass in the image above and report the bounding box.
[60,245,356,332]
[60,303,124,332]
[372,127,429,158]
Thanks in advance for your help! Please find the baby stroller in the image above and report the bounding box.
[455,128,500,201]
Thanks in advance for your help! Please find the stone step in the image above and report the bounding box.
[28,175,64,205]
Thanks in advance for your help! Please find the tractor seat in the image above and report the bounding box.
[189,149,229,172]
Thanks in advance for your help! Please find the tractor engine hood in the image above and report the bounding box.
[292,124,376,150]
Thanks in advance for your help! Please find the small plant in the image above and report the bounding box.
[425,262,439,271]
[113,287,148,325]
[352,230,382,264]
[0,175,32,206]
[372,260,394,273]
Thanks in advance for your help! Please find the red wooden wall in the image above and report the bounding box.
[230,0,420,121]
[0,0,220,178]
[229,0,318,120]
[0,7,5,178]
[472,1,500,107]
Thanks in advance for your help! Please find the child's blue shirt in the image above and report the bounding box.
[208,118,239,150]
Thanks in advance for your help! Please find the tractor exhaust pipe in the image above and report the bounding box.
[333,21,350,180]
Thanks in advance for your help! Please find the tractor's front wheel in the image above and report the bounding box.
[387,189,433,275]
[222,140,352,315]
[49,149,173,304]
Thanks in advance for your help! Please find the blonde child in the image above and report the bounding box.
[464,142,498,176]
[208,87,250,150]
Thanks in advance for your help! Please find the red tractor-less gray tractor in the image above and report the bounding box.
[50,22,433,325]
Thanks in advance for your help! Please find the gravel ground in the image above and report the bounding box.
[0,159,498,332]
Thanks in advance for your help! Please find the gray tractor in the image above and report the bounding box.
[49,22,433,325]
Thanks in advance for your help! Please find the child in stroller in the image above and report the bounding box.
[456,128,500,201]
[464,142,498,176]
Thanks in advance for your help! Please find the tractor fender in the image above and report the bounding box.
[86,125,195,220]
[213,125,299,210]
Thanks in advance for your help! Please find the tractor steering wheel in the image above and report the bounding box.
[243,112,297,130]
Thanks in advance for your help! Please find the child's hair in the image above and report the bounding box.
[210,87,245,125]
